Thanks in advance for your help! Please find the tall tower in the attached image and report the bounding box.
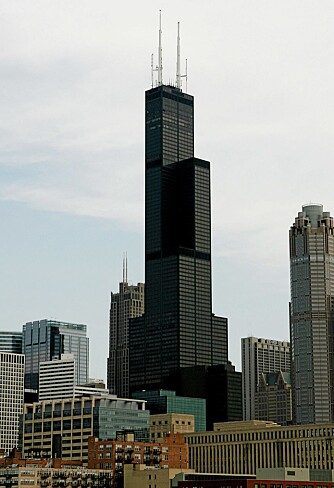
[129,20,228,393]
[290,204,334,424]
[107,262,144,397]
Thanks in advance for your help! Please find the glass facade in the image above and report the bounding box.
[23,319,89,390]
[129,84,228,393]
[290,204,334,423]
[0,331,22,353]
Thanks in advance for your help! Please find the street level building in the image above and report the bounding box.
[107,270,144,398]
[255,371,292,425]
[0,352,25,455]
[185,420,334,474]
[0,331,22,353]
[290,204,334,424]
[23,319,89,391]
[241,337,290,421]
[22,396,149,462]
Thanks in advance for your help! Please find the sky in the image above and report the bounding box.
[1,0,334,381]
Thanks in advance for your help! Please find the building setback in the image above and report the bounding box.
[241,337,290,421]
[290,204,334,424]
[0,352,25,455]
[107,273,144,398]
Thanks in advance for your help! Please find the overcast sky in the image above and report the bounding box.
[1,0,334,381]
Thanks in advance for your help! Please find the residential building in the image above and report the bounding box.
[290,204,334,424]
[107,267,144,398]
[241,337,290,420]
[255,371,292,425]
[132,389,206,432]
[39,354,76,401]
[0,331,22,353]
[150,413,195,440]
[88,433,188,488]
[0,352,25,455]
[23,319,89,390]
[0,466,112,488]
[22,396,149,462]
[185,420,334,474]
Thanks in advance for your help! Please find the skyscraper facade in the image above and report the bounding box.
[107,276,144,398]
[241,336,290,421]
[0,352,25,454]
[23,319,89,390]
[290,204,334,424]
[129,83,227,392]
[0,331,23,353]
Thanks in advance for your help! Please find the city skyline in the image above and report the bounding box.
[1,1,334,379]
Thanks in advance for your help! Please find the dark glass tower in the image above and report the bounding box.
[129,85,228,392]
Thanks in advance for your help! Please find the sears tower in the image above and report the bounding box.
[129,19,228,394]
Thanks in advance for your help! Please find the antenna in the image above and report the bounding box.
[122,253,128,284]
[176,22,181,89]
[158,10,163,85]
[151,53,154,88]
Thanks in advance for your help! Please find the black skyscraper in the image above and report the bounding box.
[129,84,228,393]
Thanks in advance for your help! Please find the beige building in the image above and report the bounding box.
[185,420,334,474]
[123,463,194,488]
[150,413,195,440]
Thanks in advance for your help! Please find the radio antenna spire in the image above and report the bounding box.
[158,10,163,85]
[176,22,181,89]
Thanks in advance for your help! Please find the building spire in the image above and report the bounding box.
[122,253,128,284]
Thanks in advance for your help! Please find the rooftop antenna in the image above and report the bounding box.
[122,253,128,284]
[175,22,188,91]
[176,22,181,89]
[158,10,163,85]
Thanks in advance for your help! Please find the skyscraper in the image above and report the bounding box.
[129,31,227,393]
[0,331,22,353]
[0,352,24,454]
[107,264,144,397]
[241,336,290,421]
[290,204,334,424]
[23,319,89,390]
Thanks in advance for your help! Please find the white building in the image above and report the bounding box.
[0,352,25,454]
[39,354,76,401]
[241,336,290,420]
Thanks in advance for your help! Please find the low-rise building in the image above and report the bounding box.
[185,420,334,474]
[124,463,194,488]
[150,413,195,440]
[22,396,149,462]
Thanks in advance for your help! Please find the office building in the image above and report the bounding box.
[22,396,149,462]
[23,319,89,390]
[150,413,195,440]
[185,420,334,474]
[0,352,25,454]
[255,371,292,425]
[290,204,334,424]
[129,38,228,397]
[107,266,144,397]
[132,389,206,432]
[39,354,76,401]
[241,337,290,420]
[0,331,22,353]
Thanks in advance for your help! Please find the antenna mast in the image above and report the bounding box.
[176,22,181,89]
[158,10,163,85]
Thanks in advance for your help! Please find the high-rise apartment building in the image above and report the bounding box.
[0,352,25,454]
[129,79,227,394]
[241,337,290,420]
[23,319,89,390]
[290,204,334,424]
[0,331,22,353]
[107,268,144,397]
